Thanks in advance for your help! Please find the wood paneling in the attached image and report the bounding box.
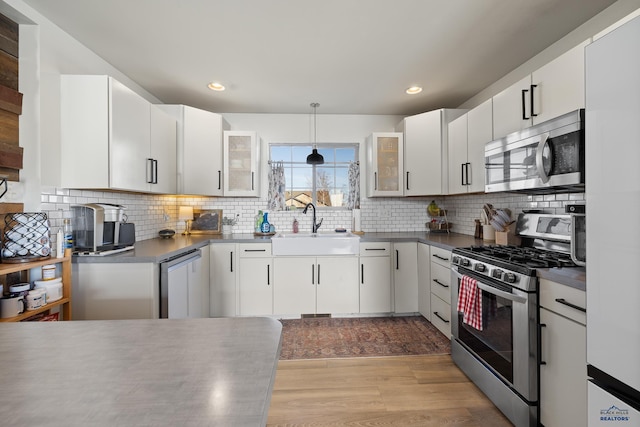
[267,355,513,426]
[0,13,18,58]
[0,12,20,183]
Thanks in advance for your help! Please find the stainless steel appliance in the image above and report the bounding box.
[71,203,135,255]
[585,17,640,425]
[485,109,585,194]
[566,204,585,266]
[450,212,578,427]
[159,249,202,319]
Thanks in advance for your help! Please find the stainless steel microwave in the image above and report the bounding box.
[485,109,584,194]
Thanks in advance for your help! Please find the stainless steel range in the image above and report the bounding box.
[450,212,578,427]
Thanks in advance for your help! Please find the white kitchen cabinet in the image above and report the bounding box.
[149,105,177,194]
[61,75,175,193]
[210,243,238,317]
[359,242,392,314]
[157,104,229,196]
[366,132,404,197]
[167,247,210,318]
[398,109,466,196]
[539,279,587,427]
[492,41,588,139]
[72,262,159,320]
[224,131,260,197]
[417,243,431,320]
[393,242,418,313]
[273,256,359,316]
[447,100,492,194]
[429,245,452,338]
[238,243,273,316]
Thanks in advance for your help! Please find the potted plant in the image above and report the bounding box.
[222,214,239,235]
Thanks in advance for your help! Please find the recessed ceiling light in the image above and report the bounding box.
[207,82,225,91]
[406,86,423,95]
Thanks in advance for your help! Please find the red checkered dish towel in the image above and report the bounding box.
[456,275,483,331]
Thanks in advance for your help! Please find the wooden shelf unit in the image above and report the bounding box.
[0,251,72,322]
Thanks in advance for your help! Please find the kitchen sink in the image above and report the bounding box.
[271,232,360,256]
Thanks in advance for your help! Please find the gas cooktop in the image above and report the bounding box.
[454,245,578,270]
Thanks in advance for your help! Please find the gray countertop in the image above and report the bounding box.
[73,231,585,289]
[1,317,282,427]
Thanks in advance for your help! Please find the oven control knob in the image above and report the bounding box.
[504,273,517,283]
[474,263,486,272]
[460,258,471,267]
[492,269,503,279]
[452,256,460,265]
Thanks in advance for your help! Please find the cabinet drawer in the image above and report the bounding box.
[430,246,452,268]
[360,242,391,256]
[430,294,451,339]
[540,279,586,325]
[238,243,272,257]
[430,263,451,303]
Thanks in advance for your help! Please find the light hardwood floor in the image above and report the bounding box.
[267,354,513,426]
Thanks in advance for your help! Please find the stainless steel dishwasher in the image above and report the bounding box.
[159,249,202,318]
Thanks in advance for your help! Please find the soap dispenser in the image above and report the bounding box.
[293,217,299,233]
[261,212,271,233]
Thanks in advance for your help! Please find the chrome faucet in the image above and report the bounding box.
[302,202,323,233]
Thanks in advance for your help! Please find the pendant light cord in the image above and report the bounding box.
[311,102,319,148]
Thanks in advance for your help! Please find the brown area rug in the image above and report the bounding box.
[279,316,451,360]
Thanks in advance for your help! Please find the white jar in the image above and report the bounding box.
[41,264,56,281]
[34,278,63,302]
[26,288,46,310]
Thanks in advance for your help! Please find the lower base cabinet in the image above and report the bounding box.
[209,243,238,317]
[393,242,419,313]
[417,243,431,319]
[273,256,358,315]
[238,243,273,316]
[359,242,392,313]
[539,279,587,427]
[430,245,452,338]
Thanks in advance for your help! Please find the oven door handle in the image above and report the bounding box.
[452,268,527,303]
[477,282,527,304]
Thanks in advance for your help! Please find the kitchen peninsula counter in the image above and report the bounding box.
[0,317,282,426]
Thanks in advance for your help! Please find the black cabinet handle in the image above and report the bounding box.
[311,264,314,285]
[539,323,547,365]
[406,171,410,190]
[244,249,266,252]
[374,172,378,190]
[251,172,254,191]
[396,249,399,270]
[433,312,449,324]
[152,159,158,184]
[555,298,586,313]
[218,170,221,190]
[146,158,154,183]
[267,264,270,285]
[361,264,364,284]
[465,162,470,185]
[230,251,233,272]
[461,163,465,186]
[365,248,386,251]
[530,84,538,117]
[433,254,449,262]
[317,264,321,285]
[433,279,449,288]
[522,88,529,120]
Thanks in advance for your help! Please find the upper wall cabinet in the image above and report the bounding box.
[448,99,492,194]
[157,105,229,196]
[150,106,177,194]
[492,40,589,140]
[223,131,260,197]
[366,132,404,197]
[398,109,466,196]
[61,75,176,194]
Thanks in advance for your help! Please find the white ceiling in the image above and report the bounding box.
[22,0,617,115]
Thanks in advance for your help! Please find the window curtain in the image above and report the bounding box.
[268,161,286,211]
[347,161,360,209]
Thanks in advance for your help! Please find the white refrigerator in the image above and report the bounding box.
[585,15,640,426]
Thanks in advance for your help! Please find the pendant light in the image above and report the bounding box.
[306,102,324,165]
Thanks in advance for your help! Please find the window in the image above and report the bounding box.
[269,143,358,209]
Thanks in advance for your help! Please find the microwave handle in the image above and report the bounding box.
[535,132,551,184]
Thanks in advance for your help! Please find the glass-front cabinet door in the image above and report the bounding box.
[223,131,260,197]
[366,132,404,197]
